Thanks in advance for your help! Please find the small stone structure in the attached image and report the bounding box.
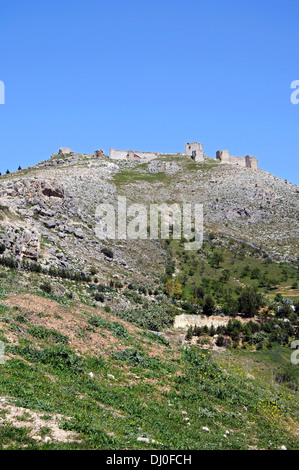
[94,150,105,158]
[109,148,159,161]
[185,142,204,162]
[216,150,258,169]
[58,147,73,157]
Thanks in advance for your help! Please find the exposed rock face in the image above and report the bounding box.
[147,161,181,175]
[0,151,297,281]
[0,225,40,261]
[0,178,71,264]
[0,178,64,202]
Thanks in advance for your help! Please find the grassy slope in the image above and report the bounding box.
[0,271,298,450]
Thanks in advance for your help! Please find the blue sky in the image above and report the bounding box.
[0,0,298,184]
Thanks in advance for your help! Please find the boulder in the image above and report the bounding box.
[44,219,56,229]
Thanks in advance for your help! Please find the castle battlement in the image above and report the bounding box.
[55,143,258,169]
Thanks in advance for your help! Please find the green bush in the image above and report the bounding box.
[27,326,69,344]
[11,345,83,374]
[116,303,175,331]
[101,247,114,259]
[40,282,52,294]
[94,292,104,302]
[112,348,147,367]
[88,316,128,339]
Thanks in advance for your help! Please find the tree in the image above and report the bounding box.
[241,265,251,277]
[220,269,230,283]
[193,285,205,302]
[18,165,22,171]
[251,267,261,279]
[173,279,182,299]
[210,251,224,268]
[223,298,239,316]
[209,324,216,336]
[90,266,98,275]
[202,295,215,316]
[186,327,193,341]
[216,334,224,346]
[6,169,10,174]
[274,293,283,303]
[166,279,174,297]
[276,303,294,319]
[238,287,264,317]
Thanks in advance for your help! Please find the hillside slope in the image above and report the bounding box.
[0,292,298,450]
[0,152,298,286]
[0,151,298,450]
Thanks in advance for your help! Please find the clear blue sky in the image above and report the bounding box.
[0,0,298,184]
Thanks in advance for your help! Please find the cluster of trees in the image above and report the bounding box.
[0,166,22,176]
[168,285,265,318]
[0,255,92,282]
[162,237,299,321]
[240,264,290,288]
[186,315,298,349]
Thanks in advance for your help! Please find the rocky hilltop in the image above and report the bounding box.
[0,151,298,285]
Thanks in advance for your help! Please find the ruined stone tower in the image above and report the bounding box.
[185,143,204,162]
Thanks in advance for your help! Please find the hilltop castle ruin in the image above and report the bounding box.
[56,142,258,169]
[108,143,258,169]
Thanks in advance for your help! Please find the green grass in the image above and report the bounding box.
[0,337,298,450]
[113,169,167,186]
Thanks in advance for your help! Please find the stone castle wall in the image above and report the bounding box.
[56,144,258,169]
[216,150,258,169]
[109,148,159,161]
